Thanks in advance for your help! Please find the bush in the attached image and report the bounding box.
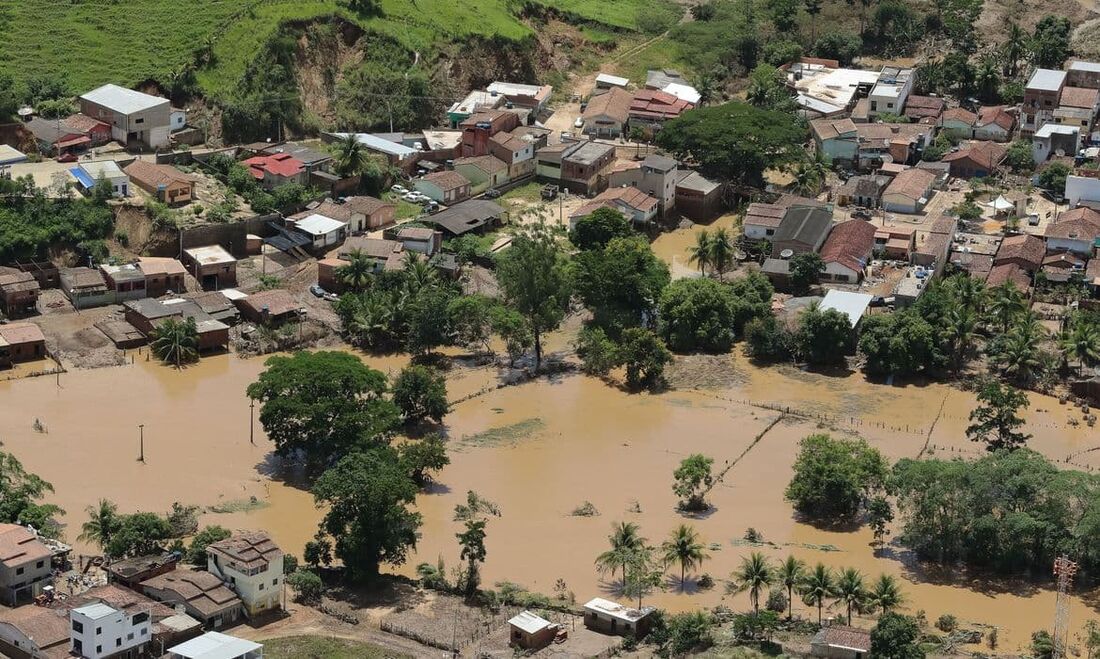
[186,525,231,565]
[813,32,863,65]
[575,326,619,376]
[618,327,671,391]
[286,570,324,603]
[392,365,448,424]
[663,611,714,655]
[785,433,890,521]
[766,586,788,613]
[936,614,958,632]
[744,316,792,362]
[794,306,852,365]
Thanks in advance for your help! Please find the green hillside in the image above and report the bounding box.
[0,0,663,100]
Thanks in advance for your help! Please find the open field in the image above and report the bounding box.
[262,635,411,659]
[0,0,671,100]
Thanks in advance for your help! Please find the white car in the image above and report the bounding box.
[391,184,407,195]
[403,192,426,202]
[574,116,584,128]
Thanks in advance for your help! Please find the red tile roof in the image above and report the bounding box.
[0,323,46,345]
[744,203,787,228]
[242,153,304,179]
[0,523,52,568]
[1060,86,1099,110]
[987,262,1031,289]
[422,170,470,191]
[903,95,945,119]
[584,87,633,124]
[883,167,936,201]
[942,107,977,126]
[820,219,876,273]
[976,105,1014,131]
[629,89,693,120]
[1047,207,1100,240]
[942,141,1008,171]
[995,234,1045,269]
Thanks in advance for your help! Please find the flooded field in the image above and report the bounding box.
[3,345,1100,652]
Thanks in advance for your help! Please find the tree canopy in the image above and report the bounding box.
[785,434,890,522]
[573,236,670,333]
[569,207,634,252]
[658,278,739,353]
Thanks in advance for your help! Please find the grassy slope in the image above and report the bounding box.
[0,0,659,100]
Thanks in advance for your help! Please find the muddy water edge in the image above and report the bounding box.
[2,344,1098,652]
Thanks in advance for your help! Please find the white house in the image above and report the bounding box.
[868,66,914,117]
[1067,174,1100,207]
[290,213,347,251]
[819,289,874,329]
[742,203,787,241]
[1045,207,1100,255]
[1032,123,1080,164]
[881,168,936,214]
[168,632,263,659]
[70,602,151,659]
[78,84,171,149]
[71,161,129,197]
[206,532,284,619]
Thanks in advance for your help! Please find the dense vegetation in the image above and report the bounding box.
[0,177,114,262]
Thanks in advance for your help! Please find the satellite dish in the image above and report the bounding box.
[780,249,795,259]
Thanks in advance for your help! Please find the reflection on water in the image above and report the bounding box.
[3,347,1098,651]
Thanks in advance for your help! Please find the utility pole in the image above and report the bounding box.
[249,399,255,446]
[1053,555,1078,659]
[138,424,145,463]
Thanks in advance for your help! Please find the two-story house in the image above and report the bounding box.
[70,602,151,659]
[78,84,171,149]
[206,532,284,619]
[0,524,53,606]
[1021,68,1067,137]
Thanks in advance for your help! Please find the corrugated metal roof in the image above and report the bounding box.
[80,84,168,114]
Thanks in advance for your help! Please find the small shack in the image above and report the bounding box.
[236,289,304,325]
[508,611,558,650]
[182,245,237,290]
[583,597,655,637]
[811,625,871,659]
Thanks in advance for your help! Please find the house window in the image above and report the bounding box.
[36,561,43,569]
[135,118,144,124]
[96,647,102,655]
[96,627,102,635]
[273,578,279,585]
[132,612,148,624]
[259,583,265,591]
[887,103,894,109]
[72,621,84,633]
[127,633,134,641]
[141,628,147,636]
[116,638,122,647]
[766,229,775,236]
[15,567,22,575]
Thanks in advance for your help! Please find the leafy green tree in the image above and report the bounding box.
[795,306,852,365]
[656,101,806,186]
[392,365,448,425]
[622,544,665,608]
[744,316,793,362]
[457,519,487,598]
[106,513,174,558]
[835,567,866,625]
[336,250,374,292]
[495,222,572,371]
[247,351,400,469]
[1038,162,1072,196]
[813,32,863,65]
[286,570,324,603]
[332,134,368,178]
[746,65,795,113]
[778,555,807,620]
[769,0,799,32]
[762,40,803,67]
[573,236,669,331]
[491,306,533,367]
[867,495,893,547]
[658,278,738,353]
[1031,16,1071,68]
[576,326,620,376]
[1032,630,1056,659]
[673,454,715,511]
[966,379,1031,451]
[868,574,904,614]
[569,207,633,251]
[151,317,199,368]
[312,448,421,581]
[804,0,824,40]
[801,563,836,624]
[1060,318,1100,375]
[730,551,774,613]
[1002,22,1027,77]
[448,295,497,356]
[785,434,890,521]
[618,327,672,391]
[872,612,925,659]
[0,73,19,120]
[789,252,824,295]
[595,521,646,583]
[405,285,457,356]
[186,526,232,564]
[662,524,708,588]
[858,311,940,376]
[336,57,438,131]
[397,434,449,486]
[78,499,121,550]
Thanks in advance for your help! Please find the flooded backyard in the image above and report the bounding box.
[3,344,1100,652]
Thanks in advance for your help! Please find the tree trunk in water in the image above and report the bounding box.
[534,330,542,371]
[788,586,793,620]
[681,564,685,589]
[818,603,822,625]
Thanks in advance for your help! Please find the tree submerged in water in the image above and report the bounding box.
[150,317,199,368]
[673,454,715,512]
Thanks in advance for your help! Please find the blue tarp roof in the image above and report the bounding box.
[69,167,95,189]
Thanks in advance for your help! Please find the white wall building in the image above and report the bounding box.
[868,66,914,116]
[1066,175,1100,208]
[70,602,151,659]
[168,632,263,659]
[290,213,347,250]
[206,532,284,619]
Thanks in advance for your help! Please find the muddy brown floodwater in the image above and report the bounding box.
[2,345,1099,653]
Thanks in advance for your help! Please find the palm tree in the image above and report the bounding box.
[835,567,867,625]
[946,274,987,314]
[694,72,718,107]
[792,158,825,197]
[1002,22,1027,77]
[150,317,199,368]
[868,574,904,614]
[1061,320,1100,376]
[729,551,774,613]
[333,133,368,178]
[778,555,807,620]
[403,252,438,295]
[709,228,734,275]
[661,524,708,588]
[986,282,1026,333]
[336,249,374,292]
[995,316,1045,386]
[595,522,645,583]
[688,230,714,275]
[78,499,120,549]
[804,0,823,41]
[975,55,1001,104]
[800,563,836,625]
[945,307,977,375]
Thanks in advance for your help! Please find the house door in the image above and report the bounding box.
[202,273,218,289]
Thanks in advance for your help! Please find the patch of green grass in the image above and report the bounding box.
[500,181,544,204]
[205,497,269,514]
[381,193,424,221]
[540,0,674,31]
[263,636,412,659]
[460,418,546,447]
[612,35,692,87]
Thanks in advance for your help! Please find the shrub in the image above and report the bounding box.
[936,614,958,632]
[392,365,448,424]
[286,570,324,603]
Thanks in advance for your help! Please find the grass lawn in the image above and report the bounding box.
[611,35,693,87]
[380,193,426,221]
[262,636,412,659]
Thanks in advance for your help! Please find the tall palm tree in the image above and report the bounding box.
[778,555,807,620]
[709,228,734,276]
[986,282,1026,333]
[946,274,987,314]
[801,563,836,625]
[333,133,368,178]
[729,551,774,613]
[336,249,374,292]
[975,55,1001,104]
[868,574,904,614]
[403,253,438,295]
[694,72,718,107]
[996,316,1045,385]
[945,307,978,376]
[78,499,120,549]
[835,567,867,625]
[595,522,645,583]
[1002,22,1027,78]
[150,317,199,368]
[688,230,713,276]
[1061,320,1100,376]
[661,524,708,588]
[792,158,824,197]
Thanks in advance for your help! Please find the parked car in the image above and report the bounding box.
[485,188,502,199]
[391,184,407,194]
[574,117,584,128]
[403,192,425,202]
[309,284,326,298]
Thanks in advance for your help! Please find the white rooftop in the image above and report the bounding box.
[218,288,248,301]
[0,144,27,164]
[448,90,500,116]
[167,631,262,659]
[596,73,630,87]
[294,213,346,236]
[159,613,201,633]
[422,129,462,151]
[1070,60,1100,72]
[79,160,126,179]
[819,289,874,328]
[1028,68,1067,92]
[509,610,553,634]
[663,82,701,104]
[80,84,169,115]
[1035,123,1080,138]
[72,602,117,620]
[487,81,549,97]
[184,245,235,265]
[583,597,653,623]
[331,132,417,158]
[790,66,880,115]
